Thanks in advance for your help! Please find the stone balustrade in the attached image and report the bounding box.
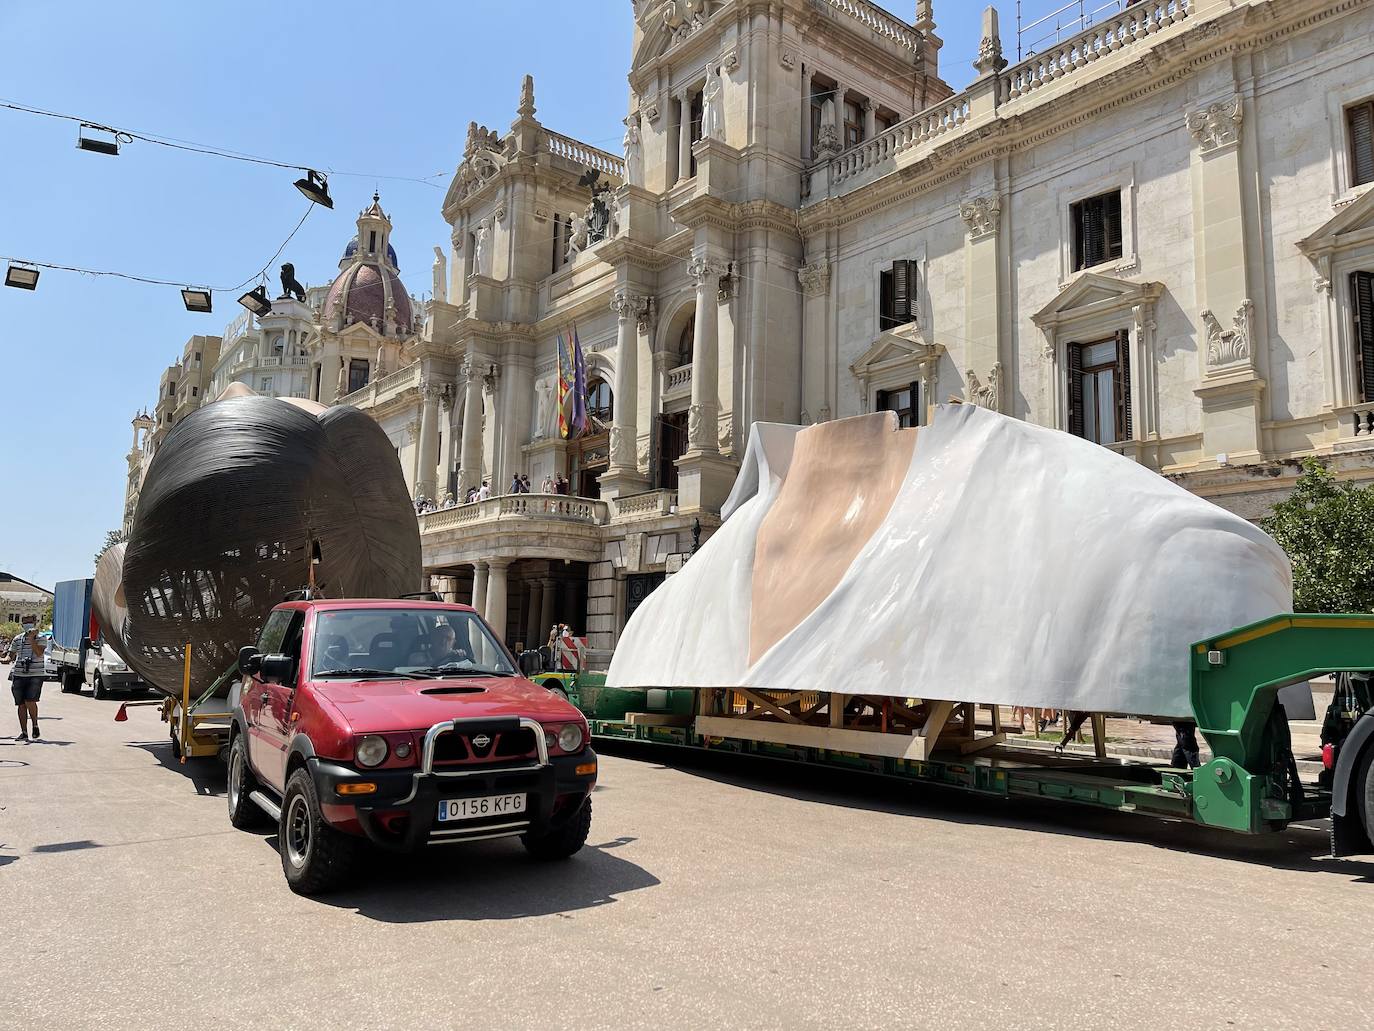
[543,130,626,179]
[338,360,421,408]
[291,355,308,366]
[818,0,922,53]
[611,489,679,522]
[420,493,610,533]
[261,355,283,367]
[1002,0,1192,102]
[664,362,693,399]
[807,0,1194,202]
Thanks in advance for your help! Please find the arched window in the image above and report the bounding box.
[587,377,613,422]
[676,317,695,367]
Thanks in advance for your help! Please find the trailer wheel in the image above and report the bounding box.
[169,720,182,760]
[226,734,269,830]
[279,768,360,896]
[60,672,82,694]
[1361,748,1374,844]
[522,796,592,860]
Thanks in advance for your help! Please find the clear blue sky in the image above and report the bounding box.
[0,0,1005,591]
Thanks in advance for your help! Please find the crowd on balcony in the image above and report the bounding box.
[414,471,583,516]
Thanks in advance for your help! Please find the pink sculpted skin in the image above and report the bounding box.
[748,412,917,664]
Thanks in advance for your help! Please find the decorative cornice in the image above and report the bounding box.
[1186,95,1243,153]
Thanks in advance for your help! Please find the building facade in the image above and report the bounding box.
[118,0,1374,664]
[1,572,52,627]
[373,0,1374,664]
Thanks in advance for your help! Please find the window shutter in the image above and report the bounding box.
[879,268,894,327]
[1350,103,1374,187]
[875,388,888,415]
[892,260,912,322]
[1354,271,1374,403]
[911,380,921,426]
[1105,192,1124,262]
[1115,328,1132,440]
[1067,344,1084,438]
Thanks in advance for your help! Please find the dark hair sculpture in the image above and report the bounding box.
[94,388,421,697]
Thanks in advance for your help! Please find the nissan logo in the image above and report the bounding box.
[472,734,491,748]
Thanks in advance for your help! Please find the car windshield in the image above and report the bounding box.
[310,607,516,680]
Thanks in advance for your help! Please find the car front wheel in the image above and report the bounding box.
[522,796,592,860]
[226,734,268,830]
[91,674,107,700]
[279,768,360,896]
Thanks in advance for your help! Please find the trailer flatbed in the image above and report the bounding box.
[577,613,1374,854]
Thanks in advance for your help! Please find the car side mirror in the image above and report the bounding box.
[259,653,295,685]
[238,646,262,676]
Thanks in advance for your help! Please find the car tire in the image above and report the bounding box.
[227,734,269,830]
[522,796,592,861]
[169,719,182,760]
[61,672,81,694]
[1360,745,1374,845]
[279,767,360,896]
[92,674,107,700]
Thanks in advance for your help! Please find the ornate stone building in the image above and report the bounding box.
[122,0,1374,663]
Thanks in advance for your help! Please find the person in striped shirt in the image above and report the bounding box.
[9,617,45,740]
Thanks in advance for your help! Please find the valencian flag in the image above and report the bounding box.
[557,325,590,439]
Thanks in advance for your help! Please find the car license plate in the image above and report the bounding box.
[436,793,526,822]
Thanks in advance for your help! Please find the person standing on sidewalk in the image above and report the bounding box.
[8,617,46,740]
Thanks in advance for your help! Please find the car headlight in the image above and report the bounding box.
[356,735,388,768]
[557,724,584,753]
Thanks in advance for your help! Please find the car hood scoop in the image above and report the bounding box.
[419,685,488,695]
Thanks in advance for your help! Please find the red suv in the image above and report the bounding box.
[226,599,596,895]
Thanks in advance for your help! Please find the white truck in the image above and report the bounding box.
[84,641,146,699]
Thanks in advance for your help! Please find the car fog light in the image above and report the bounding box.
[394,741,413,760]
[557,724,584,753]
[356,735,388,767]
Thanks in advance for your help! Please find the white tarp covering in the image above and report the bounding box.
[607,405,1293,718]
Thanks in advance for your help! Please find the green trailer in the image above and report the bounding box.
[575,613,1374,855]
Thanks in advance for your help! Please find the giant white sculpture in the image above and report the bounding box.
[607,405,1293,718]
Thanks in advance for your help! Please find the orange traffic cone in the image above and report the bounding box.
[114,703,128,722]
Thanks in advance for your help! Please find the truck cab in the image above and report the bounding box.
[83,640,145,699]
[225,598,597,895]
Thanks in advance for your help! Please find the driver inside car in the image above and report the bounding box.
[410,623,473,668]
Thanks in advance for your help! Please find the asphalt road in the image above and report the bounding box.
[1,673,1371,1031]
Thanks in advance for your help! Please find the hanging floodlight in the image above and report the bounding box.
[4,263,40,290]
[293,169,334,209]
[181,287,213,313]
[77,123,121,156]
[237,284,273,316]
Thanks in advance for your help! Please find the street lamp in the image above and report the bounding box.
[181,287,212,313]
[236,284,273,317]
[293,169,334,209]
[4,263,40,290]
[76,123,121,156]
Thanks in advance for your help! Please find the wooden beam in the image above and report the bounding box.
[959,731,1005,755]
[694,715,936,761]
[830,693,847,729]
[735,688,805,725]
[1091,712,1108,760]
[918,700,955,751]
[625,712,694,727]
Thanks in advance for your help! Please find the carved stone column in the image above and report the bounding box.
[687,253,724,454]
[471,560,489,614]
[959,194,1004,413]
[603,289,652,498]
[677,91,694,184]
[485,557,511,640]
[863,98,876,142]
[457,355,485,495]
[676,250,737,514]
[798,257,832,424]
[539,577,556,640]
[416,376,442,499]
[800,68,814,161]
[525,580,543,648]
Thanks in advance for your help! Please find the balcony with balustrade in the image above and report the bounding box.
[804,0,1196,203]
[419,493,609,569]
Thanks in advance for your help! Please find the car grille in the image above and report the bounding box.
[432,727,538,765]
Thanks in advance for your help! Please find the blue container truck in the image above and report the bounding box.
[48,578,95,693]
